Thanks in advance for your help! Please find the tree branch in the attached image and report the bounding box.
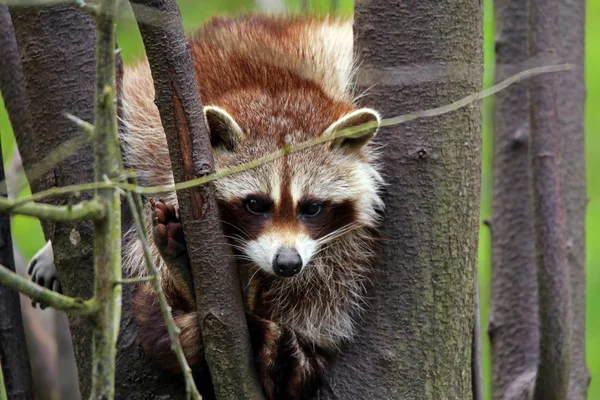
[124,189,202,400]
[88,0,123,397]
[130,1,263,397]
[0,265,97,316]
[529,1,571,399]
[0,198,105,221]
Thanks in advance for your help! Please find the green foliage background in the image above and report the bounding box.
[0,0,597,398]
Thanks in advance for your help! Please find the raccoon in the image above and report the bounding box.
[121,14,384,399]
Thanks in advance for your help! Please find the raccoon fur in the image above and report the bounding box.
[121,14,384,400]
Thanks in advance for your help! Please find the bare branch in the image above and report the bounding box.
[0,198,105,221]
[0,265,97,315]
[124,189,202,400]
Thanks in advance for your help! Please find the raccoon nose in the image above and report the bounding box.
[273,248,302,277]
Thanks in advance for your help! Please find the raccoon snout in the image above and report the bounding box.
[273,247,303,277]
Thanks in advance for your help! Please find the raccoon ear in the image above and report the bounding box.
[324,108,381,152]
[203,106,244,151]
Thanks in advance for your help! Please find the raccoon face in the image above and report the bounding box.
[205,104,383,278]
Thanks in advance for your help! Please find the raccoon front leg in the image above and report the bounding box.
[28,240,62,308]
[150,198,196,306]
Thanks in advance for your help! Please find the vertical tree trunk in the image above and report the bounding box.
[529,0,571,398]
[318,0,483,398]
[10,6,97,396]
[557,0,590,397]
[491,0,588,398]
[489,0,539,398]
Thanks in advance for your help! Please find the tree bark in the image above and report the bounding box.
[317,0,483,398]
[529,0,571,397]
[10,6,97,396]
[131,1,263,398]
[491,0,588,398]
[556,0,590,397]
[490,0,539,398]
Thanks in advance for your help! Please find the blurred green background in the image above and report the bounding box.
[0,0,597,398]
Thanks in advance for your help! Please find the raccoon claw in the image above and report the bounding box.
[28,240,62,309]
[150,199,187,259]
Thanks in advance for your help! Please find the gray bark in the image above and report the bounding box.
[529,0,571,397]
[317,0,483,398]
[557,0,590,397]
[10,6,97,396]
[491,0,589,397]
[490,0,540,397]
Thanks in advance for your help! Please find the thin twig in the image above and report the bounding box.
[0,130,93,198]
[124,190,202,400]
[0,198,105,221]
[113,276,155,285]
[7,64,571,206]
[0,264,97,315]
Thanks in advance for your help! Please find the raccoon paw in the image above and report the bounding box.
[27,240,62,308]
[150,198,187,260]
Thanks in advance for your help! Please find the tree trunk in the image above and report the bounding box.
[491,0,589,397]
[489,0,540,397]
[9,5,189,398]
[317,0,483,398]
[557,0,590,397]
[10,6,97,396]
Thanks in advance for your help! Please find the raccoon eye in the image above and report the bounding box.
[300,200,323,218]
[244,196,271,216]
